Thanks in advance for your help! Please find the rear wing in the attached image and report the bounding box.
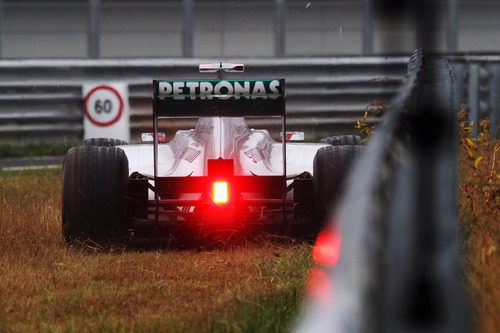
[152,79,285,117]
[151,72,288,224]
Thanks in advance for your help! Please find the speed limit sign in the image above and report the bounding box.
[82,83,130,142]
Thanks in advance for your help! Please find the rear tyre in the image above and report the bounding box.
[62,145,129,245]
[313,145,364,230]
[320,135,361,146]
[83,138,128,146]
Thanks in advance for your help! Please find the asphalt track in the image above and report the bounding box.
[0,156,64,171]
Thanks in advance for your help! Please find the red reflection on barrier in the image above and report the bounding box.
[312,227,341,267]
[306,267,333,306]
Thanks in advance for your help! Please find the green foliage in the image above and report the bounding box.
[0,143,77,158]
[208,245,311,333]
[355,100,387,142]
[210,290,302,333]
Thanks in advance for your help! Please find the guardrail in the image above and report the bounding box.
[294,50,469,332]
[0,57,407,144]
[0,56,497,145]
[449,55,500,138]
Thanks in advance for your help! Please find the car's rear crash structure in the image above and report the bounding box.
[62,63,363,245]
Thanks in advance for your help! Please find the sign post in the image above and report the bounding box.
[82,83,130,142]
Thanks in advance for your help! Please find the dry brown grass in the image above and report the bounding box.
[3,113,498,332]
[458,113,500,333]
[0,168,311,332]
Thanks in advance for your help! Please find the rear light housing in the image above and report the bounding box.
[208,159,234,206]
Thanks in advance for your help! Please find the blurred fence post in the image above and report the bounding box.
[294,51,469,333]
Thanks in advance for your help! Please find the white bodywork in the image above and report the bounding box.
[120,117,328,180]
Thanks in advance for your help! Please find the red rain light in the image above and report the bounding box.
[212,181,229,205]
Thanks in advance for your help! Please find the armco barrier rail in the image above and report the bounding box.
[449,55,500,138]
[0,57,407,144]
[0,56,497,145]
[294,51,468,332]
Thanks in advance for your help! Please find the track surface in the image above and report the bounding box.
[0,156,63,170]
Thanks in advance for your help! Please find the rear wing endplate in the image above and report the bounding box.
[153,79,285,117]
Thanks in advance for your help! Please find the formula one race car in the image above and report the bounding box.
[62,63,363,245]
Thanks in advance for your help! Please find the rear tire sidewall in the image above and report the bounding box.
[313,145,363,230]
[62,145,129,245]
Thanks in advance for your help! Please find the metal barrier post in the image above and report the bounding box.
[447,0,458,53]
[363,0,373,55]
[451,63,465,112]
[489,64,500,137]
[274,0,285,57]
[468,63,480,136]
[183,0,193,58]
[88,0,100,59]
[0,0,3,58]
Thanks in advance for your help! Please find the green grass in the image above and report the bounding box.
[208,245,311,332]
[0,143,78,158]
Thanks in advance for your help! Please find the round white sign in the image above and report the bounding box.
[83,85,124,127]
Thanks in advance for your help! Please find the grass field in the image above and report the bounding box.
[0,143,77,159]
[0,124,498,332]
[457,117,500,333]
[0,168,311,332]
